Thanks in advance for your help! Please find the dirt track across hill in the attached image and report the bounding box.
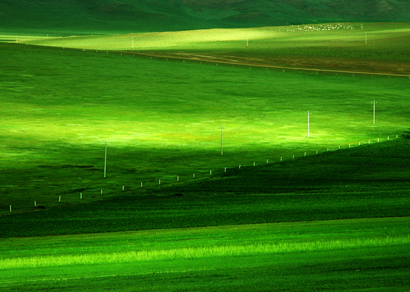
[131,51,410,77]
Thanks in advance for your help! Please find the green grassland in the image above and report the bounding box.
[1,36,410,213]
[2,137,410,237]
[1,136,410,290]
[20,22,410,75]
[1,19,410,291]
[1,218,410,291]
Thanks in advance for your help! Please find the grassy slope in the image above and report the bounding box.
[24,22,410,75]
[1,42,410,214]
[2,2,410,288]
[1,137,409,290]
[1,137,410,237]
[2,0,410,35]
[0,0,203,34]
[1,218,410,291]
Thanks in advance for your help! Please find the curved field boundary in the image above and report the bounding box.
[3,133,407,215]
[131,51,410,78]
[12,43,410,78]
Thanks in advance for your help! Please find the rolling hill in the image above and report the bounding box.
[1,0,410,34]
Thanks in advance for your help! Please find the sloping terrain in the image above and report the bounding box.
[23,23,410,75]
[1,0,410,33]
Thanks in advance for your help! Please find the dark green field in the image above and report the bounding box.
[2,137,410,238]
[1,137,410,291]
[2,0,410,35]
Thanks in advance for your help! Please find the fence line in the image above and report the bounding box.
[4,134,407,214]
[10,43,410,79]
[3,44,410,212]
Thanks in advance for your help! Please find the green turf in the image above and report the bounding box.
[19,22,410,75]
[1,218,409,291]
[1,137,409,237]
[2,15,410,290]
[1,40,409,214]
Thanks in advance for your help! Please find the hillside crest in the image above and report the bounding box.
[1,0,410,33]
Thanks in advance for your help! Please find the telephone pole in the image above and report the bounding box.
[220,125,225,155]
[104,142,107,178]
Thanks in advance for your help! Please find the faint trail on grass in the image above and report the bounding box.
[131,51,410,78]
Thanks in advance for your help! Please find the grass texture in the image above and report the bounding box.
[1,36,410,213]
[1,138,410,237]
[2,236,409,269]
[1,218,409,291]
[20,22,410,75]
[1,21,410,291]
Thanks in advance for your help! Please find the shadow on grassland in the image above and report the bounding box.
[156,137,410,196]
[1,137,409,237]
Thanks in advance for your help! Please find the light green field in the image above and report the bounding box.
[1,217,409,291]
[18,22,409,51]
[15,22,410,75]
[1,38,409,212]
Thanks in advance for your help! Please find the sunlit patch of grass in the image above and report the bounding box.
[22,23,410,65]
[1,31,409,212]
[2,235,410,270]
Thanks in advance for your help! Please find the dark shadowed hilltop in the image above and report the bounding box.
[2,0,410,33]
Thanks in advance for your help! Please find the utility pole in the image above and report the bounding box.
[104,142,107,178]
[220,125,225,155]
[372,100,377,124]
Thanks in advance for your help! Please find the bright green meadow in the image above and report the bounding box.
[1,36,409,212]
[20,22,410,75]
[1,21,410,291]
[1,218,410,291]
